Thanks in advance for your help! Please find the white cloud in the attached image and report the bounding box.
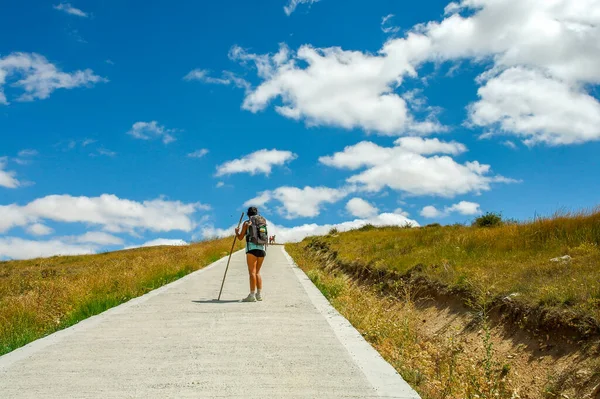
[228,0,600,145]
[188,149,209,158]
[346,198,378,218]
[18,149,38,157]
[0,237,96,260]
[284,0,320,16]
[138,238,188,248]
[202,212,419,243]
[0,53,105,104]
[127,121,178,144]
[244,191,272,208]
[446,201,481,215]
[184,69,226,83]
[320,137,510,197]
[503,140,517,149]
[394,208,410,217]
[420,201,482,218]
[394,136,467,155]
[0,194,209,235]
[215,149,297,176]
[231,44,446,136]
[216,181,225,188]
[26,223,54,236]
[468,67,600,145]
[124,238,189,249]
[413,0,600,144]
[75,232,124,245]
[0,157,20,188]
[420,205,442,218]
[184,69,251,91]
[53,3,88,17]
[93,148,116,157]
[255,186,349,219]
[381,14,400,34]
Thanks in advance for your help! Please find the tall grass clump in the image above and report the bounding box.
[0,237,242,356]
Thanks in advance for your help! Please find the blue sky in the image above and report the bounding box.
[1,0,599,259]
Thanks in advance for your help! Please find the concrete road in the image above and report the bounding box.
[0,246,419,398]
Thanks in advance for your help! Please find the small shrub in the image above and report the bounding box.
[328,228,339,235]
[472,212,503,228]
[426,223,441,228]
[358,224,376,232]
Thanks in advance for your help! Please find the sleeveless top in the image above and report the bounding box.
[245,221,266,253]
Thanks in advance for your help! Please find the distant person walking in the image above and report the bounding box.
[235,206,268,302]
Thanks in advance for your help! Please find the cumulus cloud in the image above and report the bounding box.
[446,201,482,215]
[53,3,88,17]
[0,194,209,235]
[420,201,482,218]
[188,149,209,158]
[202,212,419,243]
[346,198,379,218]
[215,149,297,177]
[0,157,20,188]
[230,44,446,136]
[247,186,349,219]
[420,205,443,218]
[226,0,600,145]
[320,137,510,197]
[0,53,106,104]
[468,67,600,145]
[127,121,178,144]
[284,0,320,16]
[0,237,96,260]
[26,223,54,236]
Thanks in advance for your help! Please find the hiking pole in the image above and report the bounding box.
[218,212,245,301]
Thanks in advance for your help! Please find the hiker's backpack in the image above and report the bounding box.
[247,215,268,245]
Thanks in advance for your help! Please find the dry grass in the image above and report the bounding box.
[287,246,515,399]
[0,237,242,356]
[307,209,600,331]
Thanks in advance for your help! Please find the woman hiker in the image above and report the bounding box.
[235,206,268,302]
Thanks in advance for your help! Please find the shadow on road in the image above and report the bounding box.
[192,299,241,304]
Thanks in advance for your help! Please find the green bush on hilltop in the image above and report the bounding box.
[472,212,503,227]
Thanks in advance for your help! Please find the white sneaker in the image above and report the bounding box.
[256,292,263,301]
[242,293,256,302]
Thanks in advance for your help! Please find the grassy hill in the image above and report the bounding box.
[286,209,600,399]
[0,237,242,356]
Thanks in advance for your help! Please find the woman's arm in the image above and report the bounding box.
[235,222,248,241]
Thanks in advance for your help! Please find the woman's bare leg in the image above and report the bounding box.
[256,256,264,291]
[246,253,258,292]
